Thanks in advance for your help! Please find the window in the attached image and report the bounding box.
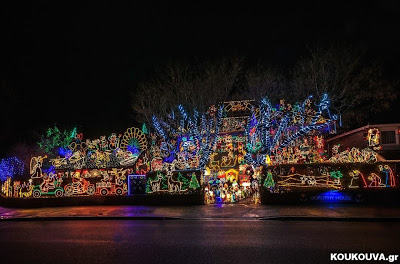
[381,131,396,144]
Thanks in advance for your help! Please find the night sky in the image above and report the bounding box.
[2,1,400,155]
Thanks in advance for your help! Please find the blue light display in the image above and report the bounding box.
[58,147,72,157]
[127,145,140,155]
[152,116,167,140]
[245,94,337,166]
[309,190,352,202]
[0,157,25,181]
[43,166,56,175]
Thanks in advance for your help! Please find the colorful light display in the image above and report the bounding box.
[49,127,147,170]
[263,163,398,193]
[276,173,342,189]
[348,170,368,188]
[26,167,130,198]
[244,94,336,166]
[0,157,25,181]
[328,145,377,163]
[150,104,223,172]
[1,95,399,202]
[146,170,201,194]
[38,126,77,155]
[366,128,381,150]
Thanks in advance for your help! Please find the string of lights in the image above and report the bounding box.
[0,157,25,181]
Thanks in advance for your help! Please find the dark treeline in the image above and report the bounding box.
[131,45,398,132]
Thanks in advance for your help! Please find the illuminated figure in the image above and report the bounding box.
[166,174,182,193]
[108,133,121,150]
[368,173,386,187]
[20,180,33,198]
[379,165,396,187]
[149,173,163,192]
[30,156,47,178]
[208,153,220,170]
[348,170,367,188]
[40,173,56,193]
[367,128,381,150]
[13,181,21,198]
[151,158,163,171]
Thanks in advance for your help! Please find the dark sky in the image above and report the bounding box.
[1,1,400,155]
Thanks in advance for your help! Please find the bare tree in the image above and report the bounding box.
[246,63,288,103]
[131,62,193,124]
[131,56,244,123]
[132,47,397,130]
[198,56,244,106]
[292,45,398,129]
[8,141,43,176]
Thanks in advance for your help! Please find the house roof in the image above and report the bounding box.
[326,123,400,142]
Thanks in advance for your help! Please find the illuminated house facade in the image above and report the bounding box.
[326,124,400,161]
[1,96,399,204]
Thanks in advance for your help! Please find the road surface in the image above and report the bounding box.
[1,219,399,264]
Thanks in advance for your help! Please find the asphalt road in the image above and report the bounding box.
[1,220,399,264]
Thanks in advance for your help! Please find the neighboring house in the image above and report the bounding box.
[326,124,400,161]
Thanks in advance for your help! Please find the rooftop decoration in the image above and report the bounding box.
[366,128,381,150]
[328,145,378,164]
[38,126,77,155]
[151,104,223,171]
[48,127,147,170]
[245,94,337,166]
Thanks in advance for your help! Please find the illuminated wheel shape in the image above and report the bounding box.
[100,188,108,195]
[120,127,147,152]
[87,185,95,195]
[115,188,123,196]
[54,189,63,198]
[32,190,41,198]
[64,185,73,196]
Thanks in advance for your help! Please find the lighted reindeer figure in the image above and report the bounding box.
[162,162,182,193]
[379,165,396,187]
[149,173,163,192]
[166,174,182,193]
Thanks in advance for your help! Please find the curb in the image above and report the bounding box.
[260,216,400,222]
[0,216,182,221]
[1,216,400,222]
